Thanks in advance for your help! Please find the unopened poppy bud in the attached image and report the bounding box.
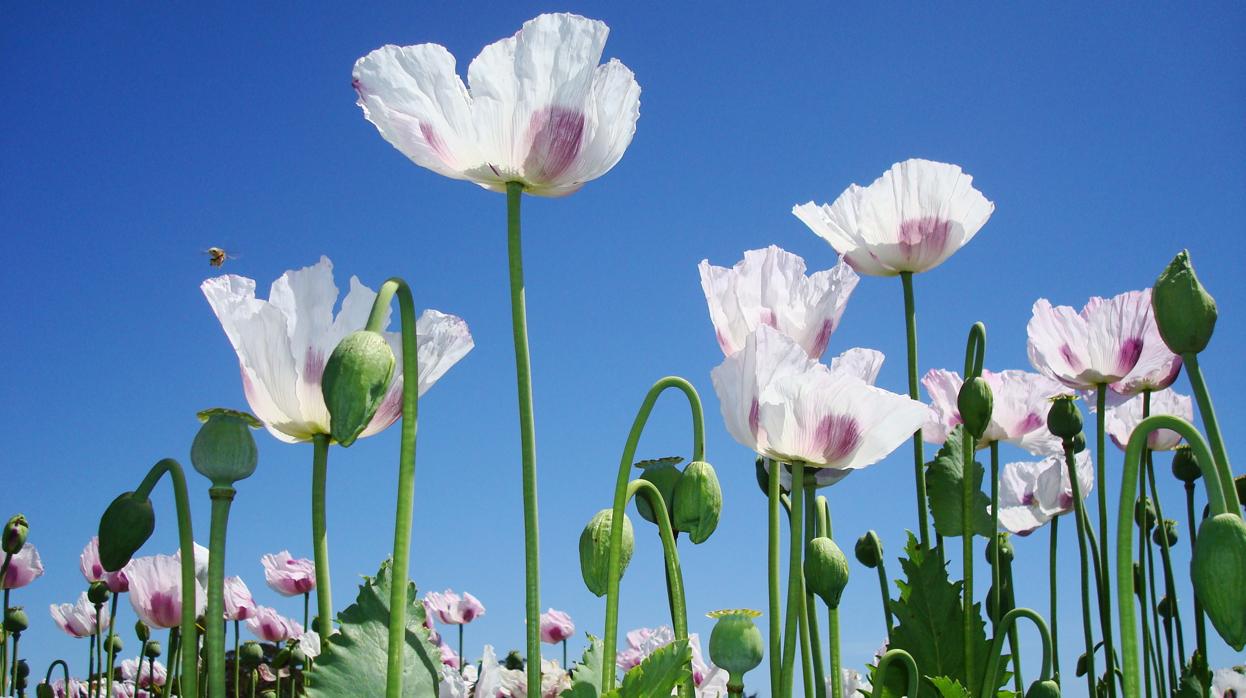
[1070,432,1087,454]
[957,376,994,440]
[260,691,277,698]
[854,531,883,569]
[15,659,28,679]
[1157,595,1175,621]
[1152,519,1178,547]
[1133,563,1145,598]
[1153,250,1217,355]
[1171,445,1202,483]
[1191,513,1246,650]
[634,457,682,527]
[986,580,1015,623]
[191,408,261,487]
[273,647,291,669]
[1135,497,1157,531]
[88,581,111,606]
[37,683,54,698]
[4,607,28,634]
[290,645,307,666]
[1075,651,1089,677]
[707,609,764,692]
[1026,679,1061,698]
[98,492,155,572]
[135,620,150,642]
[503,651,524,671]
[240,641,264,666]
[322,330,396,447]
[578,509,634,598]
[985,533,1014,565]
[804,537,849,609]
[1235,475,1246,511]
[1047,396,1083,440]
[145,641,162,659]
[107,635,124,653]
[3,514,29,555]
[673,461,723,544]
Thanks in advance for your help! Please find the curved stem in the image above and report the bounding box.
[900,272,930,548]
[1182,353,1239,512]
[780,462,806,698]
[1095,385,1117,698]
[874,649,920,698]
[627,479,691,698]
[961,422,975,692]
[1144,453,1188,664]
[205,486,235,698]
[1063,441,1099,698]
[42,658,71,690]
[768,459,782,698]
[1135,469,1155,698]
[875,563,893,640]
[105,594,119,698]
[601,376,705,689]
[980,608,1053,697]
[310,433,333,642]
[1049,516,1060,680]
[804,484,825,698]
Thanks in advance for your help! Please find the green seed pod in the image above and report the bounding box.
[1047,396,1083,440]
[135,619,150,643]
[1025,678,1062,698]
[1070,432,1087,454]
[854,530,883,569]
[672,461,723,544]
[804,537,850,609]
[707,609,764,691]
[957,376,994,440]
[145,640,163,658]
[1075,651,1089,677]
[321,330,396,447]
[240,640,264,666]
[1191,513,1246,650]
[1135,497,1157,531]
[88,581,111,606]
[1157,595,1175,621]
[15,659,28,679]
[1171,445,1202,484]
[98,492,155,572]
[4,606,28,634]
[37,683,54,698]
[634,457,683,527]
[290,644,307,667]
[191,408,261,487]
[1152,519,1179,547]
[578,509,634,598]
[1152,250,1217,355]
[985,533,1014,565]
[986,579,1015,624]
[107,634,124,653]
[272,647,291,669]
[3,514,29,555]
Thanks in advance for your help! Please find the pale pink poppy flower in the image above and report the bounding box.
[711,326,928,471]
[995,450,1094,536]
[1109,298,1182,397]
[1027,290,1152,390]
[1100,388,1193,452]
[439,642,461,669]
[423,590,485,625]
[125,554,205,630]
[173,542,210,589]
[50,591,111,638]
[698,246,859,358]
[260,551,316,597]
[118,658,166,688]
[539,608,576,644]
[353,13,640,198]
[245,606,303,643]
[222,576,256,621]
[793,159,994,276]
[1211,667,1246,698]
[922,368,1065,455]
[440,664,476,698]
[80,537,130,593]
[0,542,44,589]
[476,645,570,698]
[615,626,727,696]
[203,257,473,444]
[49,678,89,698]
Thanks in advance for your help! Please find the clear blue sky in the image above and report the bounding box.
[2,2,1243,692]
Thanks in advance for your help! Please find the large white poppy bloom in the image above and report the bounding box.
[1027,290,1152,390]
[995,450,1094,536]
[698,245,858,358]
[1100,387,1193,452]
[202,257,473,444]
[1108,296,1182,397]
[922,368,1065,455]
[353,13,640,198]
[792,159,994,276]
[711,325,927,471]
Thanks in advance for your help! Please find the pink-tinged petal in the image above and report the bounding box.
[995,451,1093,534]
[1103,388,1193,452]
[1,543,43,589]
[710,326,816,456]
[126,554,206,630]
[921,368,963,446]
[523,106,586,183]
[540,609,576,644]
[827,347,884,385]
[1111,300,1182,396]
[223,576,256,621]
[260,551,316,597]
[246,606,303,643]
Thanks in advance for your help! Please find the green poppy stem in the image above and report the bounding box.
[780,461,806,698]
[1094,384,1117,698]
[1049,516,1060,680]
[1143,449,1188,664]
[167,627,179,694]
[803,484,825,698]
[979,608,1054,696]
[818,497,841,698]
[899,272,930,549]
[1143,522,1168,697]
[234,620,241,698]
[990,442,1001,633]
[1062,439,1099,698]
[204,486,235,698]
[1182,353,1239,512]
[768,460,782,698]
[105,593,119,698]
[1135,466,1156,698]
[874,649,919,698]
[1183,481,1209,657]
[310,433,333,643]
[961,422,975,693]
[42,658,71,697]
[627,478,692,698]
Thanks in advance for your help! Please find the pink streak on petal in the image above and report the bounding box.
[758,309,778,328]
[897,217,951,266]
[1016,413,1044,434]
[1059,344,1084,373]
[419,122,455,168]
[526,106,585,182]
[303,347,326,387]
[812,414,861,464]
[809,319,834,358]
[748,399,761,439]
[1116,337,1144,377]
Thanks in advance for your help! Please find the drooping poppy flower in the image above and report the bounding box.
[50,591,111,638]
[698,245,859,358]
[792,159,994,276]
[245,606,303,643]
[1101,388,1194,452]
[222,576,256,621]
[0,543,44,589]
[711,325,927,472]
[1026,290,1152,390]
[260,551,316,597]
[353,13,640,198]
[539,609,575,644]
[80,537,130,593]
[995,450,1094,536]
[202,256,473,444]
[126,554,206,630]
[922,368,1065,455]
[423,589,485,625]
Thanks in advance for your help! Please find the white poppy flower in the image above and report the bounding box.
[1027,289,1152,390]
[1212,667,1246,698]
[353,13,640,198]
[1099,387,1193,452]
[711,326,928,471]
[1108,299,1182,397]
[698,245,858,358]
[792,159,994,276]
[202,256,473,444]
[922,368,1065,455]
[995,450,1094,536]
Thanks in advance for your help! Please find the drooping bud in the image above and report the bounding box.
[672,461,723,544]
[854,531,883,569]
[15,659,28,679]
[707,609,764,693]
[1075,651,1089,677]
[135,620,150,643]
[804,537,850,609]
[578,509,634,598]
[37,683,54,698]
[322,330,396,447]
[145,641,163,659]
[1152,250,1217,355]
[957,376,994,440]
[98,492,155,572]
[1235,475,1246,511]
[1133,563,1145,599]
[634,457,683,527]
[190,408,261,487]
[1152,519,1179,547]
[1135,497,1157,531]
[985,533,1014,565]
[3,514,29,555]
[986,579,1015,623]
[1047,396,1083,440]
[88,581,111,606]
[4,606,28,634]
[1171,445,1202,484]
[1191,513,1246,650]
[1025,679,1062,698]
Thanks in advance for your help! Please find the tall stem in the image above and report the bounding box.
[990,443,1001,631]
[780,462,806,698]
[1049,516,1060,680]
[960,424,975,691]
[1182,353,1239,512]
[768,460,782,698]
[804,484,825,698]
[900,272,930,548]
[205,486,235,698]
[1095,385,1116,697]
[1063,441,1098,698]
[818,498,841,698]
[1183,482,1208,656]
[1144,519,1168,697]
[1144,453,1188,663]
[105,594,119,698]
[1135,466,1155,698]
[628,479,692,698]
[234,620,241,698]
[310,433,333,642]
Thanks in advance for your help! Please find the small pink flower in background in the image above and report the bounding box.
[80,537,130,593]
[50,591,111,638]
[424,590,485,625]
[223,576,256,621]
[126,554,206,630]
[1,543,44,589]
[539,608,575,644]
[246,606,303,643]
[793,158,995,276]
[118,658,166,688]
[698,246,859,358]
[995,450,1094,536]
[261,551,316,596]
[1027,290,1153,390]
[439,642,461,669]
[922,368,1065,455]
[1102,388,1193,452]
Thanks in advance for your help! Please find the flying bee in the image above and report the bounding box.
[204,247,238,268]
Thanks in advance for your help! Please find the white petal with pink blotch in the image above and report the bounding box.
[1027,289,1152,390]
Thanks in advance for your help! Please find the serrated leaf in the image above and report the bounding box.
[562,635,605,698]
[618,639,691,698]
[304,559,441,698]
[926,426,993,538]
[928,676,971,698]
